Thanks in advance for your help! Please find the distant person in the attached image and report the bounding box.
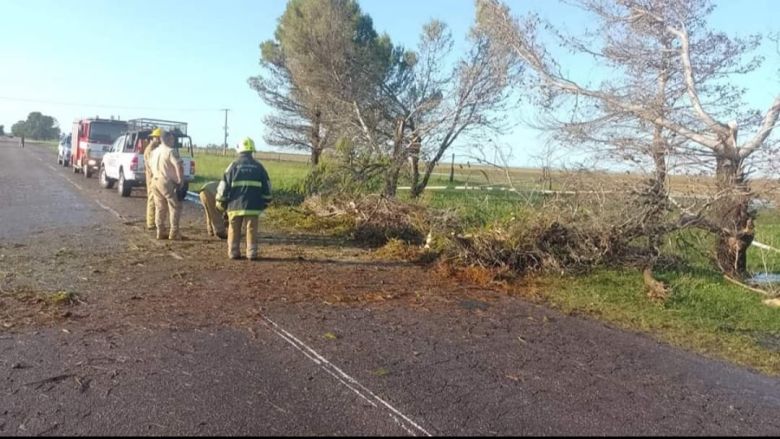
[19,135,24,148]
[216,137,272,260]
[143,128,162,230]
[149,131,184,240]
[198,181,227,240]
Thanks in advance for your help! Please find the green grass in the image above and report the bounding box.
[536,268,780,374]
[749,209,780,273]
[190,152,310,192]
[410,188,545,228]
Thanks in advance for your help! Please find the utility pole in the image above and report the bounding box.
[221,108,230,156]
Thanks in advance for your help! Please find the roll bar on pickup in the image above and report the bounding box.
[127,118,188,136]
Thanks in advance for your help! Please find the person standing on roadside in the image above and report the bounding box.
[150,131,185,240]
[19,134,24,148]
[216,137,271,260]
[143,128,163,230]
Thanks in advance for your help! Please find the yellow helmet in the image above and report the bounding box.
[237,137,256,153]
[150,128,163,138]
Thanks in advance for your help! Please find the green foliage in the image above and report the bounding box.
[263,205,355,236]
[11,112,60,140]
[275,0,394,103]
[303,138,386,196]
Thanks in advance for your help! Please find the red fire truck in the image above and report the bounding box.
[71,117,128,178]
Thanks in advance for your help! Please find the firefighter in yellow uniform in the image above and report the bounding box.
[143,128,162,230]
[149,131,185,240]
[198,181,227,239]
[216,137,272,260]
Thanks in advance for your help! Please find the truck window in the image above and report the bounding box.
[89,123,126,144]
[123,136,135,153]
[112,135,125,152]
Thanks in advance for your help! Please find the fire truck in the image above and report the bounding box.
[71,117,128,178]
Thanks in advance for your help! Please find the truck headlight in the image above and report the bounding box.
[88,159,96,166]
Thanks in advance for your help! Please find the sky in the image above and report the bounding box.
[0,0,777,167]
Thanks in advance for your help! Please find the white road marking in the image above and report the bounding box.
[35,148,125,221]
[261,316,432,437]
[62,177,84,191]
[94,199,124,221]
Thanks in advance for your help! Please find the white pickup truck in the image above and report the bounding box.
[99,129,195,197]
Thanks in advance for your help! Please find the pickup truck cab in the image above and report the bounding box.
[99,127,195,197]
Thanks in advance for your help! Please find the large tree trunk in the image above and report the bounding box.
[382,120,407,198]
[383,167,401,198]
[410,152,420,193]
[713,154,754,277]
[645,126,669,262]
[411,138,444,199]
[309,109,323,167]
[310,146,322,167]
[411,160,435,199]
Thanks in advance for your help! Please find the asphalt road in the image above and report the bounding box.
[1,140,780,436]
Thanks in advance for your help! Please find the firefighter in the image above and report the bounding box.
[198,181,227,239]
[216,137,272,260]
[150,131,185,240]
[143,128,163,230]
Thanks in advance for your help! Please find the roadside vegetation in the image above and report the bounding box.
[184,0,780,373]
[189,150,780,373]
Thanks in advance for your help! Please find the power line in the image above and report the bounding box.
[0,96,222,113]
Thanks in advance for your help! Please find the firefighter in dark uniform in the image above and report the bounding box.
[216,137,272,260]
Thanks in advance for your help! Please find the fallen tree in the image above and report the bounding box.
[475,0,780,278]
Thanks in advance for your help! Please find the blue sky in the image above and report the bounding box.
[0,0,777,167]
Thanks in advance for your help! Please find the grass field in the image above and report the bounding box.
[190,152,310,192]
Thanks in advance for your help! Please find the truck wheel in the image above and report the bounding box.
[118,172,132,197]
[99,167,115,189]
[57,155,61,165]
[83,163,92,178]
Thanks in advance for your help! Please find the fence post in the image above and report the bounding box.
[449,153,455,183]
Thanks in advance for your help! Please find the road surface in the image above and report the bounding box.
[1,139,779,436]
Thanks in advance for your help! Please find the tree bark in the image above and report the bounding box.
[411,137,444,199]
[382,120,407,198]
[383,167,400,198]
[713,154,754,277]
[310,146,322,167]
[309,109,323,167]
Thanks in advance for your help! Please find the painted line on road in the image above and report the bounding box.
[261,315,432,437]
[62,177,84,192]
[35,147,125,221]
[94,199,124,221]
